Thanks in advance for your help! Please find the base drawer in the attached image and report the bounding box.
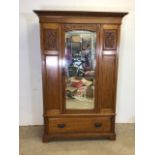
[47,116,112,134]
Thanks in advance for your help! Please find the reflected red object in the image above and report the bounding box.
[71,81,83,88]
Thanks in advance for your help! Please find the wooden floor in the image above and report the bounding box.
[20,124,134,155]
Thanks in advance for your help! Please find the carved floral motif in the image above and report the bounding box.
[104,30,117,50]
[64,24,97,31]
[44,29,58,50]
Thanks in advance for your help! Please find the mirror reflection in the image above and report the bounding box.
[65,31,96,110]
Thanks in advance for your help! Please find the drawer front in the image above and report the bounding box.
[48,117,112,134]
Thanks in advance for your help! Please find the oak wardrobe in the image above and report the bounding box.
[34,10,127,141]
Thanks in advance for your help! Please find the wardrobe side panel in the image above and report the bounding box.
[99,24,120,113]
[40,23,62,113]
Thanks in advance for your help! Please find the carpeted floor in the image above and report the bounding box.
[19,124,134,155]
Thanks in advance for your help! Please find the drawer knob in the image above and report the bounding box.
[57,124,66,128]
[94,123,102,128]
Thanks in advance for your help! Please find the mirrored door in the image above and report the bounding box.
[64,30,97,110]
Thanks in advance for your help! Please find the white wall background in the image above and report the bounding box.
[19,0,134,125]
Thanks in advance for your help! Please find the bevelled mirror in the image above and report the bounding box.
[64,30,96,110]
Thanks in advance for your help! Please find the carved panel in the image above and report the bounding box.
[64,24,98,31]
[44,29,58,50]
[104,30,117,50]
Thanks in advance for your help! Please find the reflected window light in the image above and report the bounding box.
[46,56,57,67]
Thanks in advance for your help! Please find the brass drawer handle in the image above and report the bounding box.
[57,124,66,128]
[94,123,102,128]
